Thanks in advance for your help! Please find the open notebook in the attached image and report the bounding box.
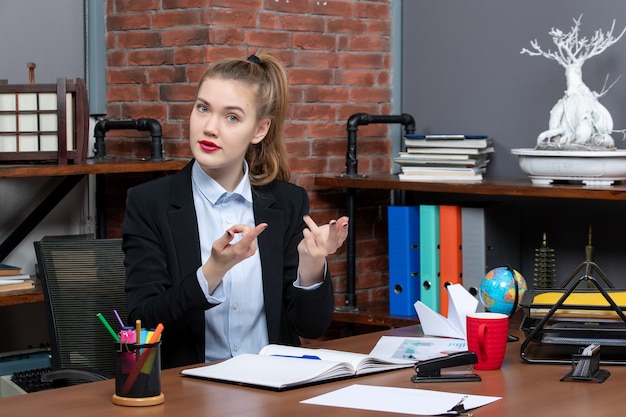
[181,344,414,391]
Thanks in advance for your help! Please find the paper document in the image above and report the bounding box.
[414,284,478,340]
[369,336,467,361]
[181,344,412,391]
[301,384,501,415]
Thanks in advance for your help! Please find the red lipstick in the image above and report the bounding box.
[199,140,220,152]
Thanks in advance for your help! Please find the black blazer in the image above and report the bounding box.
[122,161,334,369]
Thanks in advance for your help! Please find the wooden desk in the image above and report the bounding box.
[1,323,623,416]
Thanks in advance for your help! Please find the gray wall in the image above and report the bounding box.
[402,0,626,179]
[0,0,88,277]
[0,0,84,83]
[0,1,86,354]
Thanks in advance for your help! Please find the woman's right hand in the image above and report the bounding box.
[201,223,268,292]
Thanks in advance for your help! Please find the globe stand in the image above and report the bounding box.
[506,274,520,342]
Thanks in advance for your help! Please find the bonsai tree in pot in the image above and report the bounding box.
[521,16,626,151]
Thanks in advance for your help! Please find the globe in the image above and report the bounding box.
[479,267,527,315]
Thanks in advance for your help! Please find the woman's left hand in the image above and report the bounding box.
[297,215,349,285]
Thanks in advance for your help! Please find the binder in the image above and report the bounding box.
[461,207,485,310]
[387,206,421,317]
[439,205,462,317]
[419,205,440,312]
[461,205,520,312]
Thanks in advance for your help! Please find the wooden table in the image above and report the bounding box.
[1,323,623,416]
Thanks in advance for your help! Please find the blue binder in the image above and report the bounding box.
[419,205,440,312]
[387,206,420,317]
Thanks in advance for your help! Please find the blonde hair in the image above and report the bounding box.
[196,51,290,185]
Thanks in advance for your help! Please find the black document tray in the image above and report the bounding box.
[520,274,626,365]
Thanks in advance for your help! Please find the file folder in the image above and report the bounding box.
[461,207,486,311]
[439,205,463,317]
[461,205,520,312]
[419,205,440,312]
[387,206,420,316]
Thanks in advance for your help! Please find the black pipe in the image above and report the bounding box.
[93,118,164,160]
[339,187,358,311]
[344,113,416,177]
[339,113,416,311]
[96,174,106,239]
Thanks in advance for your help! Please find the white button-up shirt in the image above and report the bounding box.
[191,161,269,362]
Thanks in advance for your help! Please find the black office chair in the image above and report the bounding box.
[34,237,128,386]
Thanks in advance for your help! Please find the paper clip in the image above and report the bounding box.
[447,395,473,416]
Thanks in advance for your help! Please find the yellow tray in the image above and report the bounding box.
[530,291,626,320]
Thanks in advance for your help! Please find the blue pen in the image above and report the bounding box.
[272,354,321,360]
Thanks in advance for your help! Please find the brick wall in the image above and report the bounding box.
[103,0,394,309]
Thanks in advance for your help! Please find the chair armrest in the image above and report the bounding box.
[41,368,111,383]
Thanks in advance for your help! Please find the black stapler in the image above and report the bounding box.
[411,351,481,383]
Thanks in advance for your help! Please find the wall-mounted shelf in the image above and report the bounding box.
[314,174,626,201]
[0,158,190,308]
[0,280,43,307]
[315,173,626,319]
[0,158,189,178]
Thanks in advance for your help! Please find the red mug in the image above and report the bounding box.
[466,312,509,370]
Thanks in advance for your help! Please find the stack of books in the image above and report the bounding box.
[0,264,34,292]
[395,134,494,182]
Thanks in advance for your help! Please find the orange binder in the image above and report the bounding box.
[439,205,463,317]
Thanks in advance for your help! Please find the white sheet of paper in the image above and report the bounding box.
[301,384,501,415]
[414,284,478,340]
[369,336,467,361]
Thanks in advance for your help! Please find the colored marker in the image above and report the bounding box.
[140,323,165,374]
[96,313,120,343]
[147,323,164,344]
[113,309,125,328]
[135,319,142,345]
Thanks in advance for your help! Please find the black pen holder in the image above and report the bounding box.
[112,342,165,406]
[560,347,610,383]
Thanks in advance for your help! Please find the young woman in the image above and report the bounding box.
[122,52,349,369]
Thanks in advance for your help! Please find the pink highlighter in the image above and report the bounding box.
[119,327,136,374]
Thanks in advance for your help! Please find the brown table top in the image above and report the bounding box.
[1,323,623,416]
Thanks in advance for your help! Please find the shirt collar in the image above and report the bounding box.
[192,160,253,205]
